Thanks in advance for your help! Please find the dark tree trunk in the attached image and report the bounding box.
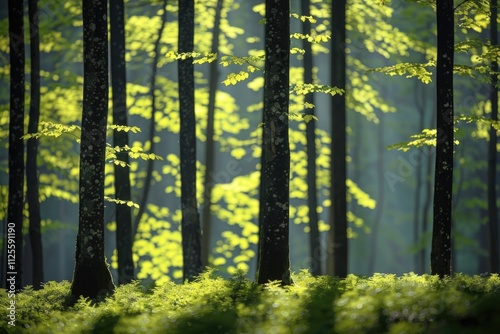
[431,0,454,278]
[7,0,25,291]
[301,0,320,276]
[27,0,44,290]
[257,0,291,286]
[110,0,134,284]
[256,106,265,272]
[71,0,114,299]
[487,0,499,274]
[201,0,224,268]
[328,0,348,278]
[179,0,203,281]
[133,0,168,238]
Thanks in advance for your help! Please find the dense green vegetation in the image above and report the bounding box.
[2,271,500,333]
[1,0,499,331]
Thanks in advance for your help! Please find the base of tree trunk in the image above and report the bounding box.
[71,259,114,300]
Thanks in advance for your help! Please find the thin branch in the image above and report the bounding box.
[454,0,473,11]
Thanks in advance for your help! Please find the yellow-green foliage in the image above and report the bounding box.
[3,272,500,333]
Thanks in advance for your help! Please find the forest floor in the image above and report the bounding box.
[1,270,500,333]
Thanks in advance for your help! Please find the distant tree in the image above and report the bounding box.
[201,0,224,268]
[110,0,134,284]
[71,0,114,299]
[413,80,426,275]
[133,0,168,237]
[368,101,385,275]
[301,0,320,276]
[27,0,43,290]
[178,0,203,281]
[431,0,454,278]
[7,0,25,291]
[487,0,498,274]
[328,0,348,278]
[257,0,291,286]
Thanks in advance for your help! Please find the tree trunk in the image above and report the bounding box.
[487,0,499,274]
[71,0,114,299]
[110,0,134,284]
[368,107,385,274]
[421,104,436,274]
[257,0,291,286]
[133,0,168,238]
[301,0,320,276]
[202,0,224,268]
[431,0,454,278]
[328,0,348,278]
[7,0,25,291]
[179,0,203,281]
[413,81,425,274]
[27,0,44,290]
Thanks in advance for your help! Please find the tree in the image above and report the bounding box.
[431,0,454,278]
[110,0,134,284]
[328,0,347,278]
[7,0,25,291]
[71,0,114,299]
[27,0,44,290]
[368,96,385,275]
[178,0,203,281]
[487,0,498,274]
[133,0,168,238]
[201,0,224,269]
[301,0,321,276]
[257,0,291,286]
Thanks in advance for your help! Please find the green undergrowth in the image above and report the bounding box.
[2,270,500,333]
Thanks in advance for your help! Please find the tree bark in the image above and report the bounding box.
[110,0,134,284]
[202,0,224,268]
[431,0,454,278]
[328,0,348,278]
[7,0,25,291]
[487,0,499,274]
[71,0,114,299]
[257,0,291,286]
[27,0,44,290]
[301,0,320,276]
[179,0,203,281]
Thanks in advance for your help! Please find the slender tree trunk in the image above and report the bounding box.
[431,0,454,278]
[256,104,265,273]
[328,0,348,278]
[478,218,489,273]
[27,0,43,290]
[7,0,25,291]
[201,0,224,268]
[421,102,436,273]
[301,0,320,276]
[133,0,168,237]
[368,107,384,275]
[179,0,203,281]
[110,0,134,284]
[413,81,425,274]
[71,0,114,299]
[487,0,499,274]
[257,0,291,286]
